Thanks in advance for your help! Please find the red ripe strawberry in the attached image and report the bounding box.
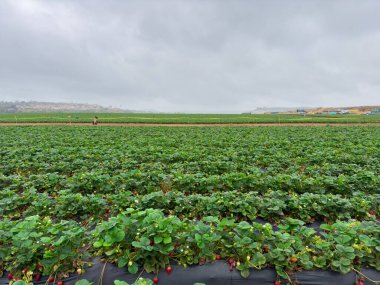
[153,277,159,283]
[35,274,41,281]
[37,261,42,270]
[166,267,172,274]
[228,258,234,264]
[358,282,364,285]
[369,210,375,216]
[150,240,155,246]
[216,254,222,260]
[57,282,63,285]
[7,274,13,280]
[275,281,281,285]
[169,252,175,257]
[48,276,54,282]
[229,265,233,271]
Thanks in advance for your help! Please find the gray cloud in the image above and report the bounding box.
[0,0,379,112]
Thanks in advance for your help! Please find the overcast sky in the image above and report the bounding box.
[0,1,379,113]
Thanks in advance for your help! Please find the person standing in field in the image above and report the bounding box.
[92,116,98,125]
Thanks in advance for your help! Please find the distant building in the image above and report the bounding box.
[322,110,338,115]
[368,109,380,115]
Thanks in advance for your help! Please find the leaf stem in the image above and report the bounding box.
[98,261,107,285]
[352,268,380,284]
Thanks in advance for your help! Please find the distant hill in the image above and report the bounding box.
[307,105,380,115]
[0,101,136,113]
[246,107,312,114]
[246,105,380,115]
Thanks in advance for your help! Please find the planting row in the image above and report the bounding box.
[1,209,379,282]
[1,127,379,196]
[0,169,379,196]
[1,112,380,123]
[0,189,378,223]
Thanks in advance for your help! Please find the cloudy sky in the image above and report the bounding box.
[0,1,379,113]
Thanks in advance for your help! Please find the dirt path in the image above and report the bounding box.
[1,122,380,127]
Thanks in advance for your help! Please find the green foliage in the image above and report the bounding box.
[1,112,380,123]
[0,126,379,279]
[75,280,93,285]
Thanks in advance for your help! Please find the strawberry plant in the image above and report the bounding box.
[0,126,379,282]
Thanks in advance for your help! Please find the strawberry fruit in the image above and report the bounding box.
[153,277,159,283]
[166,266,172,274]
[48,276,54,282]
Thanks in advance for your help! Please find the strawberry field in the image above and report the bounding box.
[1,113,380,124]
[0,126,379,285]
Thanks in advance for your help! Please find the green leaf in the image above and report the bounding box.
[93,240,103,248]
[163,236,172,244]
[140,237,151,247]
[253,252,266,266]
[320,224,332,231]
[114,281,130,285]
[144,262,155,273]
[315,256,326,267]
[334,235,351,244]
[154,236,163,244]
[40,237,52,244]
[111,228,126,242]
[75,280,93,285]
[240,269,250,278]
[128,263,139,274]
[118,256,129,268]
[359,235,373,246]
[13,281,30,285]
[340,258,351,266]
[339,264,351,274]
[238,221,251,230]
[336,244,354,254]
